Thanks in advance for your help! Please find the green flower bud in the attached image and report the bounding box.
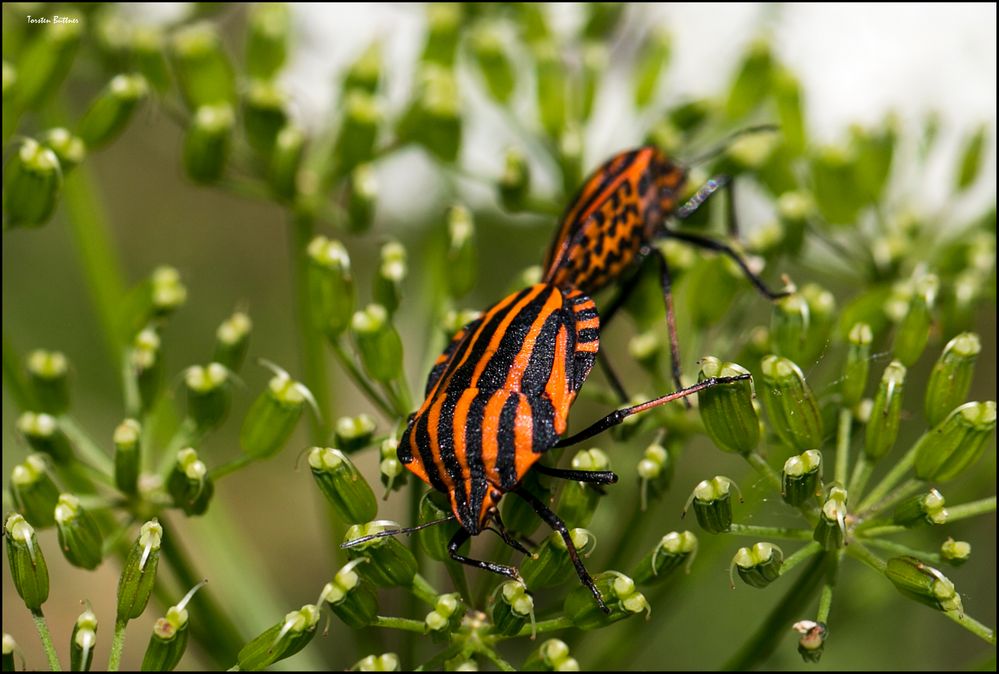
[771,292,809,362]
[533,41,566,139]
[167,448,214,516]
[333,414,377,452]
[338,90,382,173]
[237,604,320,671]
[580,42,608,122]
[374,241,407,316]
[4,514,49,611]
[940,538,971,567]
[725,38,773,120]
[309,447,377,524]
[351,653,400,672]
[521,529,596,589]
[148,266,187,317]
[632,29,670,108]
[398,64,461,161]
[422,3,462,65]
[684,477,738,534]
[813,488,847,550]
[379,437,407,496]
[490,580,535,637]
[245,3,290,79]
[523,638,580,672]
[321,559,379,629]
[12,19,81,109]
[498,147,530,212]
[470,22,514,103]
[11,455,60,528]
[564,571,650,630]
[885,556,963,613]
[852,120,897,204]
[269,125,305,201]
[26,350,70,414]
[792,620,827,664]
[637,442,673,511]
[925,332,980,428]
[131,327,163,412]
[914,401,996,482]
[698,358,759,455]
[774,67,806,156]
[140,582,205,672]
[55,494,103,569]
[781,450,822,507]
[307,236,356,338]
[2,633,16,672]
[417,491,459,562]
[114,419,142,495]
[892,489,948,527]
[445,206,477,298]
[351,305,404,383]
[117,520,163,622]
[630,530,697,586]
[800,284,836,362]
[17,412,73,463]
[841,323,873,407]
[773,191,813,253]
[171,22,236,108]
[131,26,171,93]
[893,275,938,367]
[864,360,906,460]
[344,42,381,94]
[184,363,231,429]
[956,124,987,190]
[557,449,611,528]
[213,311,252,372]
[760,355,824,452]
[731,542,783,589]
[240,365,311,459]
[558,125,583,193]
[347,164,377,233]
[41,127,85,173]
[343,521,418,587]
[243,80,288,157]
[3,138,62,228]
[425,592,464,637]
[77,73,148,149]
[810,145,861,226]
[183,103,234,184]
[70,606,98,672]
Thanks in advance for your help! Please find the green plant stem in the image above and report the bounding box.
[329,338,396,419]
[410,574,440,607]
[372,615,427,633]
[862,538,941,564]
[444,559,472,607]
[746,451,783,493]
[857,524,908,537]
[728,523,814,540]
[30,610,61,671]
[779,541,823,575]
[122,352,141,419]
[943,610,997,645]
[835,408,852,486]
[107,619,127,671]
[58,415,114,475]
[2,333,35,409]
[208,454,257,480]
[861,478,925,519]
[858,445,918,512]
[946,496,997,521]
[156,418,204,476]
[848,455,875,501]
[499,616,574,640]
[815,551,841,624]
[477,644,516,672]
[845,541,887,573]
[416,641,467,671]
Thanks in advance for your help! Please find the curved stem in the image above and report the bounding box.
[945,496,996,522]
[728,523,814,540]
[943,610,996,645]
[329,338,396,419]
[745,451,783,494]
[410,574,440,607]
[58,415,114,475]
[208,454,256,481]
[779,541,823,576]
[371,615,427,633]
[862,538,941,564]
[835,408,852,487]
[858,446,918,512]
[30,610,61,671]
[107,619,127,671]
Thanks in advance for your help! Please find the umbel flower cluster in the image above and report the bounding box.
[3,3,995,671]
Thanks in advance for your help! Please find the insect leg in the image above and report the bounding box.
[653,249,686,394]
[447,528,522,580]
[666,229,789,300]
[487,509,534,557]
[533,463,619,485]
[513,486,609,613]
[675,174,738,236]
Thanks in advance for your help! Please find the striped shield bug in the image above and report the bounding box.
[343,282,748,610]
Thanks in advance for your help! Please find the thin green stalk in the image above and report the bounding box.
[943,610,996,645]
[815,551,840,624]
[416,641,468,671]
[858,445,918,512]
[845,541,887,573]
[58,415,114,475]
[498,616,573,640]
[410,574,440,607]
[746,451,783,493]
[30,610,61,671]
[779,541,823,575]
[855,524,908,537]
[372,616,427,633]
[444,559,472,607]
[122,352,141,419]
[862,538,941,564]
[329,338,396,419]
[848,455,874,500]
[208,454,256,481]
[860,478,925,519]
[728,523,814,540]
[946,496,997,522]
[477,644,516,672]
[156,418,204,476]
[107,619,127,671]
[835,408,852,486]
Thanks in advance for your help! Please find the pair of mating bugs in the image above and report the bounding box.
[347,137,787,611]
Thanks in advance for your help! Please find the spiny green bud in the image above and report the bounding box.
[167,448,214,516]
[925,332,980,428]
[446,205,477,298]
[841,323,873,407]
[864,360,906,460]
[78,73,148,149]
[12,19,81,109]
[422,3,462,65]
[380,438,407,495]
[344,42,382,94]
[343,521,418,587]
[771,291,810,365]
[3,138,62,228]
[630,530,697,586]
[684,477,738,534]
[351,653,400,672]
[760,355,824,452]
[940,538,971,567]
[892,275,938,367]
[321,559,378,629]
[41,127,85,173]
[307,235,356,338]
[131,327,163,412]
[70,606,98,672]
[309,447,377,524]
[564,571,650,630]
[557,449,611,528]
[914,401,996,482]
[801,284,836,363]
[471,22,514,103]
[399,64,461,161]
[425,593,464,636]
[114,419,142,495]
[731,542,783,589]
[348,164,377,233]
[698,358,759,455]
[150,266,187,316]
[246,3,290,79]
[55,494,103,569]
[781,450,822,507]
[490,580,535,637]
[171,22,236,109]
[140,581,205,672]
[184,363,231,429]
[26,349,70,414]
[522,638,580,672]
[5,514,49,611]
[269,124,305,201]
[240,364,311,459]
[183,103,234,184]
[498,147,530,211]
[885,556,962,613]
[333,414,377,452]
[2,633,16,672]
[374,241,407,316]
[11,454,60,528]
[17,412,73,463]
[214,311,252,372]
[351,305,404,382]
[521,529,596,589]
[793,620,827,664]
[117,519,162,622]
[237,604,320,671]
[813,487,848,550]
[418,491,459,562]
[131,25,170,92]
[893,489,947,527]
[338,90,382,173]
[637,442,672,511]
[243,80,288,157]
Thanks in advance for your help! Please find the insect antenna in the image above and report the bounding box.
[340,516,455,549]
[686,124,780,167]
